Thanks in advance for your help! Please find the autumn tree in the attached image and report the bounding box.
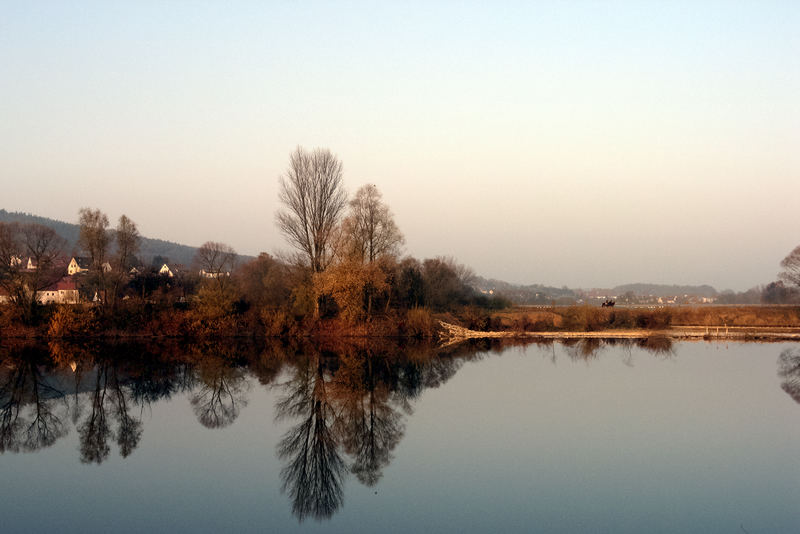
[276,147,348,273]
[313,259,391,323]
[0,222,66,323]
[191,242,238,331]
[235,253,293,309]
[341,184,404,264]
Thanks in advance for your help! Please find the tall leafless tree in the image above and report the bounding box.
[114,215,140,272]
[78,208,110,271]
[78,208,110,307]
[194,241,237,277]
[109,214,140,311]
[276,147,348,273]
[0,222,65,323]
[779,245,800,288]
[193,241,237,296]
[342,184,404,264]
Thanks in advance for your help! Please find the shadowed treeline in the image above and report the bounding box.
[1,338,793,522]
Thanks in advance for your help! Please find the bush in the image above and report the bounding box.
[635,308,672,329]
[47,305,99,338]
[404,307,437,338]
[559,306,605,331]
[459,306,491,331]
[261,308,298,337]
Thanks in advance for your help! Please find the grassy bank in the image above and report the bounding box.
[473,305,800,332]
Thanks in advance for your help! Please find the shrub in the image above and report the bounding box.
[635,308,672,329]
[47,305,99,338]
[404,307,437,338]
[261,308,298,337]
[459,306,490,331]
[560,306,605,331]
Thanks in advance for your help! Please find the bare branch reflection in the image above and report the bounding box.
[190,356,249,429]
[276,353,345,521]
[332,351,404,487]
[777,348,800,403]
[0,352,68,453]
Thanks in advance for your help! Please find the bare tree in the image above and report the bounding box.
[114,215,140,272]
[276,147,348,273]
[109,215,140,311]
[779,245,800,288]
[194,241,237,277]
[78,208,110,307]
[342,184,404,264]
[78,208,110,271]
[0,222,65,323]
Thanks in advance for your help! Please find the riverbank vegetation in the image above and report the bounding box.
[2,146,799,341]
[0,148,509,340]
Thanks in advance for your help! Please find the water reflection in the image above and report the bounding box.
[276,351,346,521]
[0,346,68,453]
[0,337,794,524]
[777,347,800,403]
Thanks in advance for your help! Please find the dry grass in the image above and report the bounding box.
[489,305,800,332]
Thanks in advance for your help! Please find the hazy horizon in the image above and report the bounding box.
[3,2,798,291]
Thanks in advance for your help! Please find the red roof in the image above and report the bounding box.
[42,277,78,292]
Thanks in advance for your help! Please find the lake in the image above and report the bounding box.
[1,339,799,533]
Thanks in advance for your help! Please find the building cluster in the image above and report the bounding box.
[0,255,226,306]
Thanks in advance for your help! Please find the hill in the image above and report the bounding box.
[0,209,200,266]
[472,276,579,305]
[610,283,718,298]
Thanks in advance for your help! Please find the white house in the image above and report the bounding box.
[36,277,80,304]
[67,257,91,275]
[199,269,230,279]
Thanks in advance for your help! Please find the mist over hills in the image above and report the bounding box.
[0,209,201,266]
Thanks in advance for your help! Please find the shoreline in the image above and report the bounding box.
[438,322,800,343]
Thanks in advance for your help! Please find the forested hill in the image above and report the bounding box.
[0,209,200,265]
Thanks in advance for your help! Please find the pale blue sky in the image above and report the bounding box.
[2,1,798,290]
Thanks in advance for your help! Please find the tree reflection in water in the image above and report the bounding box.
[777,347,800,403]
[0,347,68,453]
[79,358,146,463]
[275,352,346,521]
[190,353,249,429]
[271,340,477,521]
[332,350,405,487]
[0,336,696,522]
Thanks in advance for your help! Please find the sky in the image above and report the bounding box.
[1,1,798,291]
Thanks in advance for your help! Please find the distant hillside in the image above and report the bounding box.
[473,276,722,305]
[0,209,200,266]
[611,283,718,298]
[473,276,579,305]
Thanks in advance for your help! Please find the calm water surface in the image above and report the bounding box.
[1,339,799,533]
